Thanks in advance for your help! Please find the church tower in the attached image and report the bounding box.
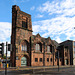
[11,5,32,67]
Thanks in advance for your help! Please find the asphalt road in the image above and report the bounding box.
[0,66,75,75]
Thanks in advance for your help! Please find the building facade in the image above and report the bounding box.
[11,5,70,67]
[53,40,70,65]
[58,45,70,65]
[59,40,75,65]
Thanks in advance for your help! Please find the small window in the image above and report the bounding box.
[47,58,49,62]
[50,58,52,62]
[35,58,38,62]
[40,58,42,62]
[22,21,28,29]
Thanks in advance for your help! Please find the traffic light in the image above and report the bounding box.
[0,43,4,57]
[8,44,12,51]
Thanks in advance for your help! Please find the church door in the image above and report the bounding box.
[21,57,27,66]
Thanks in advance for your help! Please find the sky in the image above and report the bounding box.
[0,0,75,45]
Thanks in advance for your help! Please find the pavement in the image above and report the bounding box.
[0,66,75,75]
[0,65,74,71]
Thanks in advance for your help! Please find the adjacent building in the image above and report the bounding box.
[59,40,75,65]
[53,40,70,65]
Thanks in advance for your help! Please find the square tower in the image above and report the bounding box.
[11,5,32,67]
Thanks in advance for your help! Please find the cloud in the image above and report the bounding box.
[38,0,75,16]
[13,0,29,3]
[32,0,75,43]
[55,36,61,43]
[0,22,11,43]
[35,14,44,18]
[33,13,75,42]
[32,16,75,43]
[0,22,11,54]
[30,6,35,10]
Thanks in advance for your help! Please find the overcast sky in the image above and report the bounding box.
[0,0,75,45]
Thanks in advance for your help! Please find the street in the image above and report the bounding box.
[0,66,75,75]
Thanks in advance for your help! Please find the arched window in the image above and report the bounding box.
[21,45,27,51]
[35,44,40,50]
[21,40,28,52]
[35,43,42,52]
[47,46,50,52]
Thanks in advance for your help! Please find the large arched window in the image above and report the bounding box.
[35,43,42,52]
[21,40,28,52]
[21,45,27,51]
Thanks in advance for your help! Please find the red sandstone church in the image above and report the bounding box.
[11,5,70,67]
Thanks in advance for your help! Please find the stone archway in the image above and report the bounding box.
[21,57,27,66]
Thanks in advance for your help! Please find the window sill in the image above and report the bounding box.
[46,52,51,54]
[21,51,27,52]
[34,51,42,53]
[16,26,33,32]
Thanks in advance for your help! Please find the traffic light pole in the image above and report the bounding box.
[5,42,7,75]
